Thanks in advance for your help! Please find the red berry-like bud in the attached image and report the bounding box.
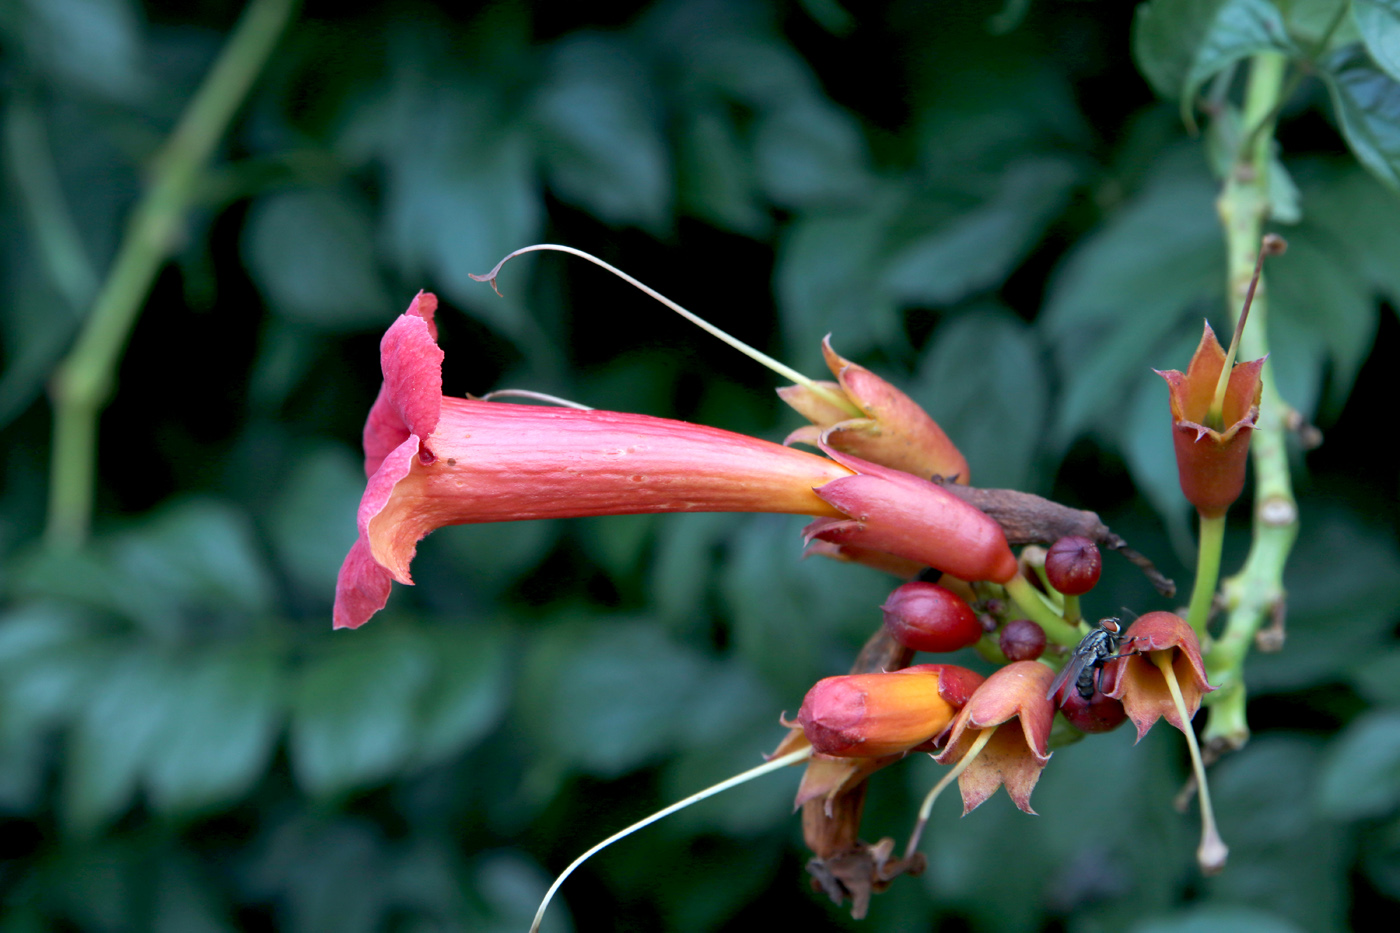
[1058,690,1127,734]
[1044,535,1102,595]
[999,619,1046,661]
[881,582,982,653]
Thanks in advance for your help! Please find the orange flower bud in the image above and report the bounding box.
[797,664,984,758]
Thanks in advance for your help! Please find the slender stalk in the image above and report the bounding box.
[903,728,994,860]
[1155,653,1228,874]
[1204,51,1299,748]
[1004,573,1083,648]
[471,244,864,418]
[44,0,298,550]
[1185,514,1225,640]
[529,746,812,933]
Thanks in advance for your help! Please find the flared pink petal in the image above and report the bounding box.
[359,434,422,583]
[333,537,394,629]
[379,307,443,443]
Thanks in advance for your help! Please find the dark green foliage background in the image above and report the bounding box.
[2,0,1399,930]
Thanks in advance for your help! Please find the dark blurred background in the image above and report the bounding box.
[2,1,1399,930]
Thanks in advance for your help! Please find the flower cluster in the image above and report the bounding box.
[336,282,1260,915]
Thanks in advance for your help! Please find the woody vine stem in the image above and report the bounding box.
[1202,50,1299,751]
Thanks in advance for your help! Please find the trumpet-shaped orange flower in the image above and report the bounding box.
[934,661,1055,814]
[1099,611,1214,740]
[796,664,985,758]
[1156,322,1264,518]
[333,295,1017,628]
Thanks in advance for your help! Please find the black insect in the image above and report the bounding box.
[1046,617,1133,702]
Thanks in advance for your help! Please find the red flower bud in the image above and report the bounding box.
[999,620,1046,662]
[1043,535,1101,595]
[881,582,982,653]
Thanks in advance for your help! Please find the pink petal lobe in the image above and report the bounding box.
[360,434,422,583]
[379,308,443,442]
[333,537,394,629]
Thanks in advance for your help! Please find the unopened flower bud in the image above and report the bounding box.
[797,664,983,758]
[1057,690,1127,734]
[881,582,982,653]
[999,619,1046,661]
[1044,535,1101,595]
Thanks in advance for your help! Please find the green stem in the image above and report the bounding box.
[44,0,297,550]
[1004,573,1082,648]
[1203,50,1299,740]
[1185,513,1226,640]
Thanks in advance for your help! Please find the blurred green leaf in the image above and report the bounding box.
[913,306,1048,490]
[1354,0,1400,82]
[412,626,510,766]
[1317,709,1400,819]
[1042,147,1223,449]
[1121,328,1196,539]
[267,443,364,596]
[1320,44,1400,190]
[245,816,390,933]
[152,855,233,933]
[144,642,284,816]
[472,851,573,933]
[1276,0,1361,48]
[1247,508,1400,693]
[244,188,392,330]
[676,104,768,237]
[753,97,873,208]
[881,158,1078,308]
[63,647,178,833]
[649,511,741,629]
[1133,0,1295,112]
[1131,906,1306,933]
[291,629,435,797]
[1295,160,1400,307]
[535,33,672,230]
[1204,737,1351,932]
[518,619,708,777]
[16,0,149,101]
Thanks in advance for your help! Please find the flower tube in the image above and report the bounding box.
[334,294,1018,628]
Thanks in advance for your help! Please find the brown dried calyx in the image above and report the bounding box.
[932,480,1176,598]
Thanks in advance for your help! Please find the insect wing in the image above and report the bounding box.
[1046,652,1089,702]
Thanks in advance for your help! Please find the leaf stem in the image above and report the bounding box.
[44,0,298,551]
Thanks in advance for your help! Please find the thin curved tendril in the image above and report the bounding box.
[474,389,594,410]
[903,727,994,861]
[528,746,813,933]
[1154,652,1228,874]
[470,245,862,418]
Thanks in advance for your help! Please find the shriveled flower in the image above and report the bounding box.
[796,664,985,758]
[1156,322,1265,518]
[334,294,1017,628]
[780,337,969,483]
[1099,611,1214,740]
[934,661,1055,814]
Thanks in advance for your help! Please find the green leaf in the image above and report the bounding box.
[676,104,768,237]
[290,630,435,797]
[1041,147,1223,448]
[1120,337,1196,539]
[144,643,284,816]
[1276,0,1361,49]
[1354,0,1400,82]
[18,0,149,102]
[1320,44,1400,190]
[535,34,672,230]
[1131,906,1306,933]
[518,619,708,778]
[1295,161,1400,306]
[266,444,364,596]
[63,647,179,833]
[880,157,1079,307]
[1318,709,1400,819]
[243,188,392,330]
[912,306,1048,490]
[1133,0,1295,114]
[753,97,874,208]
[412,627,509,766]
